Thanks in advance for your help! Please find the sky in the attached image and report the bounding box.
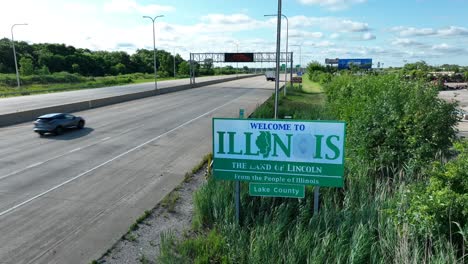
[1,0,468,67]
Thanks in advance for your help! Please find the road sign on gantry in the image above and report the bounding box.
[212,119,347,187]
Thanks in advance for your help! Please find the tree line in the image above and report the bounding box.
[0,38,194,77]
[306,60,468,85]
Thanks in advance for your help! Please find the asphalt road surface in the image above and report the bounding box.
[0,76,274,264]
[0,74,254,115]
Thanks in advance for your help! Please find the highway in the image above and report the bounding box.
[0,76,274,264]
[0,74,254,115]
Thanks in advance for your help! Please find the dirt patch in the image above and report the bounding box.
[97,166,208,264]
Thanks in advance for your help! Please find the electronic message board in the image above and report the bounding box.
[224,53,254,63]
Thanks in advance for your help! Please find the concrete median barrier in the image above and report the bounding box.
[0,74,260,127]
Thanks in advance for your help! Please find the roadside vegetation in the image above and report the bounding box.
[300,73,323,93]
[0,72,177,96]
[0,38,250,97]
[158,63,467,263]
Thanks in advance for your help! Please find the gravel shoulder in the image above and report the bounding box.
[97,164,208,264]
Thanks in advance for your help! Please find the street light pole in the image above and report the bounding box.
[11,23,28,89]
[274,0,282,119]
[265,13,288,95]
[143,15,164,91]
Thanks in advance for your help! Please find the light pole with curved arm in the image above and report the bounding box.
[143,15,164,91]
[265,14,288,95]
[11,23,28,89]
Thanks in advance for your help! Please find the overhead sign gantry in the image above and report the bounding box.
[189,52,293,84]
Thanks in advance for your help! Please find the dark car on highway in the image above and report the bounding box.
[33,113,85,136]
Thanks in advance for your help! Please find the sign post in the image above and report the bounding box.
[235,109,245,224]
[314,186,320,213]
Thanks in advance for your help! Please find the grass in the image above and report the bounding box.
[139,254,149,264]
[157,76,465,263]
[160,155,463,263]
[0,74,186,98]
[0,71,234,98]
[301,73,324,93]
[251,83,328,120]
[129,210,152,232]
[160,192,180,213]
[125,233,137,242]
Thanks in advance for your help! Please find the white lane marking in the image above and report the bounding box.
[0,125,141,181]
[0,141,98,181]
[69,147,82,153]
[0,137,105,181]
[0,97,237,217]
[27,162,44,168]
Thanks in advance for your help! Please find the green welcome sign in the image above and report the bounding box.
[212,119,346,187]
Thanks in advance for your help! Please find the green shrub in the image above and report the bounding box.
[390,140,468,249]
[308,71,332,84]
[325,74,459,175]
[161,169,462,263]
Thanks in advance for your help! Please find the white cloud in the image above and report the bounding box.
[340,20,369,32]
[438,26,468,36]
[288,30,323,39]
[103,0,175,14]
[391,26,468,37]
[201,14,253,24]
[289,16,369,32]
[303,40,335,48]
[398,27,436,37]
[432,43,465,54]
[361,32,376,40]
[298,0,367,11]
[391,38,425,47]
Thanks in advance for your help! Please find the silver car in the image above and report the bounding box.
[33,113,85,136]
